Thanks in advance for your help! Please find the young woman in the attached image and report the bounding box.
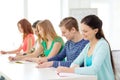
[8,19,64,61]
[28,20,41,54]
[56,15,115,80]
[0,18,35,55]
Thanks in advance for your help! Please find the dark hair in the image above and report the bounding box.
[32,20,42,41]
[59,17,79,31]
[17,18,33,39]
[81,14,115,75]
[81,15,104,39]
[32,20,40,28]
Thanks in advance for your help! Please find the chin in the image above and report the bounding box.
[66,38,70,41]
[83,38,88,40]
[67,39,70,41]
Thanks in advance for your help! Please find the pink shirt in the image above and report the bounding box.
[22,34,35,52]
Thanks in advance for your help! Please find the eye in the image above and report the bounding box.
[62,31,65,34]
[82,30,87,33]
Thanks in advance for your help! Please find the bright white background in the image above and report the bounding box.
[0,0,24,50]
[0,0,120,50]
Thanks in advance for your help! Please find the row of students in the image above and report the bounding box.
[8,17,88,69]
[35,15,115,80]
[8,19,64,61]
[0,15,115,80]
[56,15,115,80]
[35,17,88,68]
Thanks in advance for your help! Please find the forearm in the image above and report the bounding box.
[7,45,22,54]
[26,47,43,58]
[15,52,38,61]
[65,67,74,73]
[7,49,20,54]
[57,67,74,73]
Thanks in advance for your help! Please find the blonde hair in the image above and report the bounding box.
[37,19,57,41]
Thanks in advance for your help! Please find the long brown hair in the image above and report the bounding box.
[17,18,33,39]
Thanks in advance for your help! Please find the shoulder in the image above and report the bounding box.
[27,34,34,37]
[53,36,64,43]
[79,39,89,44]
[93,38,110,56]
[24,34,34,41]
[97,38,109,48]
[65,39,88,45]
[54,36,62,40]
[25,34,34,40]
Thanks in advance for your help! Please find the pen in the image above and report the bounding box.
[15,61,23,64]
[57,72,59,75]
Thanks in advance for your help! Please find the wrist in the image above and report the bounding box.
[50,61,53,66]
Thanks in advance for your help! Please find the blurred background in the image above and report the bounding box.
[0,0,119,50]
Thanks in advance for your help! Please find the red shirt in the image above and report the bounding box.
[22,34,35,52]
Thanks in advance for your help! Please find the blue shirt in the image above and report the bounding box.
[71,38,115,80]
[48,39,89,68]
[86,55,92,66]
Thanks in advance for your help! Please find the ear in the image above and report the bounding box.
[71,27,76,32]
[94,28,98,34]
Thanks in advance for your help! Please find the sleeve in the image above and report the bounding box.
[74,42,109,75]
[70,44,87,67]
[53,36,64,47]
[54,36,63,43]
[53,60,72,68]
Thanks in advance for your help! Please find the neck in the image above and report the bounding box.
[71,32,83,42]
[90,38,98,48]
[46,35,53,41]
